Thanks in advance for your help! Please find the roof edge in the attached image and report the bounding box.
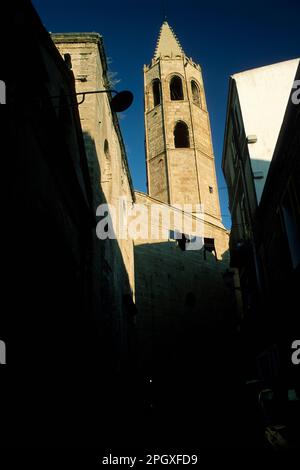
[51,32,102,44]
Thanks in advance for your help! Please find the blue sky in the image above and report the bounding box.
[33,0,300,228]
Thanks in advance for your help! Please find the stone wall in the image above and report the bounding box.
[144,56,221,221]
[133,191,236,374]
[53,33,136,371]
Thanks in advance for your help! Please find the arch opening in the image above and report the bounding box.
[152,79,161,107]
[191,80,200,106]
[174,121,190,148]
[170,76,183,100]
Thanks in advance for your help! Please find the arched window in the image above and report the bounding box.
[152,79,161,107]
[170,75,183,100]
[174,121,190,148]
[191,80,200,106]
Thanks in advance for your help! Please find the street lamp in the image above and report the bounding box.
[76,89,134,112]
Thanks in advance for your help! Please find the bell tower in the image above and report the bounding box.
[144,21,222,222]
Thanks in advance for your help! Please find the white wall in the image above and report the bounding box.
[234,58,299,202]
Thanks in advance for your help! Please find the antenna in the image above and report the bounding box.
[161,0,167,21]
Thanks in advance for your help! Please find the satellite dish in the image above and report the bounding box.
[110,90,134,112]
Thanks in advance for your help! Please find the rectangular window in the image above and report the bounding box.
[231,134,239,167]
[203,237,217,261]
[281,186,300,269]
[240,194,250,239]
[234,107,241,136]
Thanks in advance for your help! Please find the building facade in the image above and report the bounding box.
[253,62,300,393]
[2,0,102,447]
[222,59,299,320]
[52,33,137,375]
[222,59,300,388]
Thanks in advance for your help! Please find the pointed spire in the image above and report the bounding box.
[153,21,184,59]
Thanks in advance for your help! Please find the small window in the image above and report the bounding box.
[231,138,238,166]
[104,139,110,158]
[209,186,213,193]
[177,233,189,251]
[174,121,190,148]
[0,80,6,104]
[63,53,72,70]
[152,79,161,107]
[103,139,112,183]
[282,188,300,269]
[170,75,183,100]
[191,80,200,106]
[0,339,6,364]
[203,237,218,261]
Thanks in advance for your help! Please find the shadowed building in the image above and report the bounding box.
[2,3,242,448]
[2,0,102,447]
[52,22,239,447]
[52,33,137,375]
[222,60,299,304]
[222,59,300,393]
[2,2,136,449]
[253,62,300,396]
[52,23,236,388]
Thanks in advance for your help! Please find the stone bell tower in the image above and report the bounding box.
[144,21,222,223]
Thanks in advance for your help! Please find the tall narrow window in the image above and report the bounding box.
[170,76,183,100]
[103,139,112,183]
[174,121,189,148]
[191,80,200,106]
[152,79,161,107]
[282,189,300,269]
[234,108,241,135]
[0,80,5,104]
